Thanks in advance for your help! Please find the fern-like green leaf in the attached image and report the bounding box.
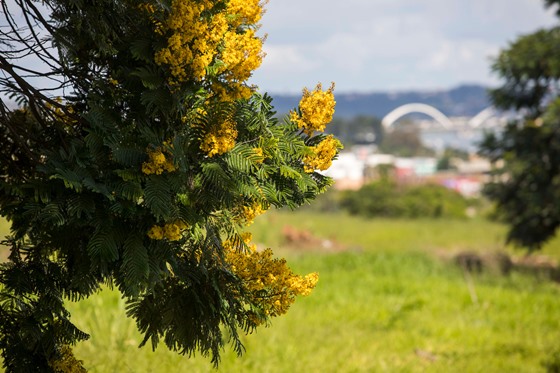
[279,165,301,179]
[120,233,149,297]
[112,147,146,167]
[66,194,96,218]
[87,226,119,265]
[131,67,164,90]
[129,38,154,63]
[38,203,66,226]
[144,176,174,220]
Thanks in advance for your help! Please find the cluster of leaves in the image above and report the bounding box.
[479,0,560,250]
[0,0,338,371]
[340,180,471,219]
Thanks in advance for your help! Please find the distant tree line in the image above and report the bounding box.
[327,116,469,168]
[304,180,475,219]
[326,116,384,146]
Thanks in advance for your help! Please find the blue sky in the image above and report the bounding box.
[250,0,558,93]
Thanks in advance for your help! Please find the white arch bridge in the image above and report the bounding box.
[381,103,501,130]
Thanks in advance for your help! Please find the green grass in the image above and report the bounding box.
[2,212,560,372]
[253,210,560,259]
[65,250,560,372]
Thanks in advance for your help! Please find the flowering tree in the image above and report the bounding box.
[0,0,341,371]
[479,0,560,250]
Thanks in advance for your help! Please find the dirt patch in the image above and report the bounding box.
[281,225,353,252]
[512,254,560,282]
[446,250,560,282]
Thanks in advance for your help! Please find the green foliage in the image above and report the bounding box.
[340,180,471,219]
[0,1,338,371]
[436,147,470,171]
[543,349,560,373]
[481,99,560,250]
[489,27,560,115]
[5,211,557,372]
[378,126,436,157]
[479,5,560,250]
[326,115,383,146]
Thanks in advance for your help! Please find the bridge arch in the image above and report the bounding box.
[468,106,496,128]
[381,103,453,130]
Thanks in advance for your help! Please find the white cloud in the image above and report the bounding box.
[259,44,318,73]
[420,40,498,70]
[253,0,558,93]
[313,33,371,70]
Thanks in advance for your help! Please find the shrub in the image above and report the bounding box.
[341,181,471,219]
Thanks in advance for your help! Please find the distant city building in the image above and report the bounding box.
[323,106,505,196]
[325,146,492,197]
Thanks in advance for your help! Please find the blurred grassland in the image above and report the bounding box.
[0,211,560,372]
[0,219,10,262]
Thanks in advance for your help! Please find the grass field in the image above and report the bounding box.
[1,211,560,372]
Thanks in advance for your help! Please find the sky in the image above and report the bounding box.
[250,0,559,94]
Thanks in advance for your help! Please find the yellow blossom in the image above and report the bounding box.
[252,147,265,164]
[219,29,264,83]
[241,202,267,226]
[45,97,78,127]
[224,241,319,323]
[227,0,263,26]
[303,135,343,173]
[163,223,182,241]
[200,119,238,157]
[153,0,264,99]
[49,345,87,373]
[147,221,188,241]
[210,82,254,102]
[291,83,336,135]
[138,3,156,13]
[142,146,176,175]
[241,231,252,244]
[147,225,164,240]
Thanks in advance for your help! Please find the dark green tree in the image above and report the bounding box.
[479,0,560,250]
[378,125,436,157]
[327,115,383,146]
[0,0,341,371]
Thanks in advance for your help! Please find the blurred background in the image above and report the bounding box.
[2,1,560,372]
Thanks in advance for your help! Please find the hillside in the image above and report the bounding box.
[270,84,491,119]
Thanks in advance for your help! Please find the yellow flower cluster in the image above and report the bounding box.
[45,97,78,127]
[222,231,256,254]
[141,147,176,175]
[153,0,264,98]
[224,242,319,323]
[209,82,253,102]
[48,345,87,373]
[147,221,188,241]
[290,83,336,135]
[252,147,265,164]
[227,0,263,26]
[240,202,266,226]
[138,2,155,14]
[154,1,219,82]
[200,119,238,157]
[303,135,343,173]
[220,28,262,84]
